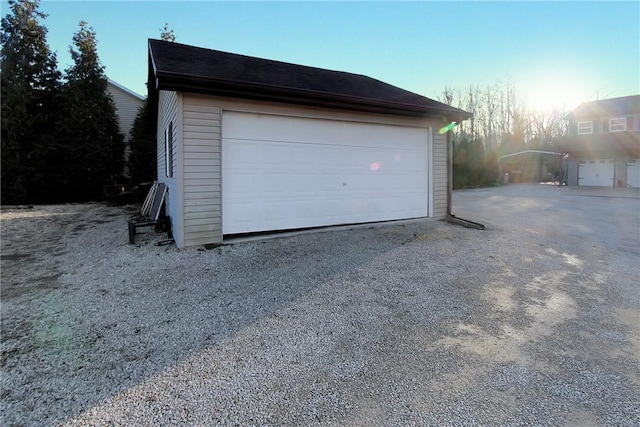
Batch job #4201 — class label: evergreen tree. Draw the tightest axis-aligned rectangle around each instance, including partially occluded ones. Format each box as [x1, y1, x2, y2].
[160, 22, 175, 42]
[58, 21, 124, 201]
[127, 22, 176, 183]
[127, 100, 156, 183]
[1, 0, 61, 203]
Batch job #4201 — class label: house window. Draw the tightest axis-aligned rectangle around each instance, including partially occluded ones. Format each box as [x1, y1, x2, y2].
[577, 121, 593, 134]
[609, 117, 626, 132]
[165, 122, 174, 177]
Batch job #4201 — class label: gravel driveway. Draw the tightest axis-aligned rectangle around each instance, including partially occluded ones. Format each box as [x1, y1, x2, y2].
[1, 184, 639, 426]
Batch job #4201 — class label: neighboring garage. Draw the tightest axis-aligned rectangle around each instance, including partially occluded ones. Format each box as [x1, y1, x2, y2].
[578, 159, 615, 187]
[148, 39, 470, 248]
[557, 95, 640, 188]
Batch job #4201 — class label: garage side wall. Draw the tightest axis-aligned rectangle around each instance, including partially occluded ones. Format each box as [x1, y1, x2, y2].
[156, 90, 183, 246]
[182, 94, 222, 246]
[432, 130, 447, 218]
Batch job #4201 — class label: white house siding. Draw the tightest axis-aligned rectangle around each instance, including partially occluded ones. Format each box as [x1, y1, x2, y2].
[156, 90, 183, 246]
[107, 81, 144, 139]
[107, 81, 144, 178]
[182, 94, 222, 247]
[175, 94, 447, 248]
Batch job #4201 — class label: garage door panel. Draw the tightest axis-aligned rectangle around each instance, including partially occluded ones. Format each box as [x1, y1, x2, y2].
[222, 112, 429, 234]
[224, 143, 260, 166]
[224, 171, 257, 195]
[578, 159, 614, 187]
[224, 113, 423, 150]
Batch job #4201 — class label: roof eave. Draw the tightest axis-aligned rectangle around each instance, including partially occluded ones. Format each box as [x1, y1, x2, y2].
[155, 71, 471, 121]
[107, 78, 145, 100]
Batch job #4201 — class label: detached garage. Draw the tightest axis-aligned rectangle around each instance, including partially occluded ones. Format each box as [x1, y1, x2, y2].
[148, 40, 471, 248]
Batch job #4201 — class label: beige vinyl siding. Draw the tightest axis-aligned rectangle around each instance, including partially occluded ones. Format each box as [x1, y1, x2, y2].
[156, 90, 183, 245]
[157, 91, 177, 182]
[182, 94, 222, 246]
[432, 131, 448, 219]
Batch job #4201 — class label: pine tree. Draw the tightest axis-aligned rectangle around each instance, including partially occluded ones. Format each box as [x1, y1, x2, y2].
[58, 21, 124, 201]
[1, 0, 61, 203]
[127, 22, 177, 183]
[160, 22, 175, 42]
[128, 100, 157, 183]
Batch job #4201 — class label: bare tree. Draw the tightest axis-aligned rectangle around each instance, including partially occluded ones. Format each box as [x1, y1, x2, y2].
[484, 83, 497, 149]
[530, 108, 567, 149]
[439, 85, 454, 106]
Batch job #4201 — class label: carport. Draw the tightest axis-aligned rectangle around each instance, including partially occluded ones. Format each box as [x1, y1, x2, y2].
[497, 150, 564, 184]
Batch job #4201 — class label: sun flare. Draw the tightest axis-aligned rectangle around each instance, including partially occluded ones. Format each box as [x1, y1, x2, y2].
[523, 82, 585, 113]
[521, 71, 587, 113]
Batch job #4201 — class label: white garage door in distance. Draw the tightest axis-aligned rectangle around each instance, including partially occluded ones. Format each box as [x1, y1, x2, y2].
[626, 160, 640, 188]
[222, 112, 430, 235]
[578, 159, 614, 187]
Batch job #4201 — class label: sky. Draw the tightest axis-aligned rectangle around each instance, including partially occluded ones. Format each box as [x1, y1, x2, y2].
[3, 1, 639, 111]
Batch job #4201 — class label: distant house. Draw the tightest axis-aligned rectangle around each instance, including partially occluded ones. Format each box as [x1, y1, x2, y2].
[147, 39, 471, 248]
[557, 95, 640, 187]
[106, 78, 145, 176]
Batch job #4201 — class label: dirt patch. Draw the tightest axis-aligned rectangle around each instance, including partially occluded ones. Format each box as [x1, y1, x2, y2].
[1, 204, 133, 301]
[0, 203, 138, 353]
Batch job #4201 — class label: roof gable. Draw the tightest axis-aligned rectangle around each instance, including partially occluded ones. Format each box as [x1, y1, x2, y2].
[567, 95, 640, 120]
[148, 39, 470, 120]
[107, 78, 144, 101]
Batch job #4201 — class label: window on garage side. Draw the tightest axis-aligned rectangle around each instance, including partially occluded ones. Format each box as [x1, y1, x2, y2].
[577, 121, 593, 134]
[165, 121, 174, 177]
[609, 117, 626, 132]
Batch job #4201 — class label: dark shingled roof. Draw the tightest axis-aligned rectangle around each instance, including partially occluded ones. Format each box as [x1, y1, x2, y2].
[148, 39, 470, 120]
[566, 95, 640, 120]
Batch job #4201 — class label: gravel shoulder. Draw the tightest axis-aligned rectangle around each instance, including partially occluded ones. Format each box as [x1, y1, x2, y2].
[1, 185, 639, 426]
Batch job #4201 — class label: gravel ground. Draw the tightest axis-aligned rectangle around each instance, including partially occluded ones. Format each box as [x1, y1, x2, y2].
[1, 184, 639, 426]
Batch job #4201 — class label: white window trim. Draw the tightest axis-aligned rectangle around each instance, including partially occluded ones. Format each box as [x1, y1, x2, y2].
[577, 121, 593, 134]
[164, 122, 173, 177]
[609, 117, 626, 132]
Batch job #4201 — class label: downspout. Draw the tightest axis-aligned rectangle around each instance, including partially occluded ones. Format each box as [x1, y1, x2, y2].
[446, 127, 453, 217]
[446, 118, 485, 230]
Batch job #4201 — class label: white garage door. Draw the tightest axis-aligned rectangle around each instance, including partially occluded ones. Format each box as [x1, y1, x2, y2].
[578, 159, 614, 187]
[222, 111, 430, 235]
[626, 160, 640, 188]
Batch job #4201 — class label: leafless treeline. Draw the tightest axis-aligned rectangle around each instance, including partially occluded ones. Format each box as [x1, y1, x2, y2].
[439, 80, 568, 152]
